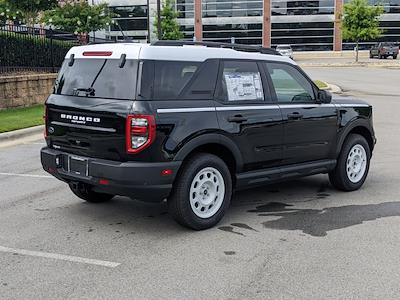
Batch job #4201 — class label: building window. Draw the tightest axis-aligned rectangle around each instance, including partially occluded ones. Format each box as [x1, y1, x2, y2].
[111, 19, 148, 31]
[203, 23, 263, 45]
[272, 22, 334, 51]
[109, 5, 148, 34]
[202, 0, 263, 18]
[344, 0, 400, 13]
[112, 5, 148, 18]
[272, 0, 335, 16]
[177, 0, 194, 18]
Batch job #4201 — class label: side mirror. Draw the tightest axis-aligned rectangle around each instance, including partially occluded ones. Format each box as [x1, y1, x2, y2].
[317, 90, 332, 103]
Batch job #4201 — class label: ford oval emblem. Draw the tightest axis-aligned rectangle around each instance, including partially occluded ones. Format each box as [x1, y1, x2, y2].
[48, 127, 55, 134]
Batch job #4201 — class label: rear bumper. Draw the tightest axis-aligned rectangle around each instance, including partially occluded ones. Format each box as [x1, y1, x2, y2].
[41, 147, 181, 202]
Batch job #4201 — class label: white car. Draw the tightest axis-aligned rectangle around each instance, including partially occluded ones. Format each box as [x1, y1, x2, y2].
[276, 45, 293, 59]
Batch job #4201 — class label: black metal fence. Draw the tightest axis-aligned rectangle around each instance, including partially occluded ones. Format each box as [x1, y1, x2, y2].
[0, 25, 92, 74]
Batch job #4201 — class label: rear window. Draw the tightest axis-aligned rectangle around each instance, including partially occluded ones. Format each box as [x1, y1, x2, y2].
[277, 46, 291, 50]
[382, 42, 395, 47]
[54, 59, 138, 100]
[153, 61, 201, 100]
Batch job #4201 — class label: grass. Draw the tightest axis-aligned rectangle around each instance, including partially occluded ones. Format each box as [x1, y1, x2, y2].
[0, 105, 44, 134]
[314, 80, 328, 89]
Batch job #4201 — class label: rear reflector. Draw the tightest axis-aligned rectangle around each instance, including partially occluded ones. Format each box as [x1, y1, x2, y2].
[161, 169, 173, 176]
[82, 51, 113, 57]
[99, 179, 110, 185]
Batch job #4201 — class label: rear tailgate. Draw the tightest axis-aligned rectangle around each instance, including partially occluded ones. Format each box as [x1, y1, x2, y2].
[46, 95, 133, 161]
[382, 43, 399, 54]
[45, 51, 139, 161]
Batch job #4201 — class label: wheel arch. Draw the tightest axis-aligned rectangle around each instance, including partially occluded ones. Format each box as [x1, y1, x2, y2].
[337, 120, 375, 157]
[174, 134, 243, 182]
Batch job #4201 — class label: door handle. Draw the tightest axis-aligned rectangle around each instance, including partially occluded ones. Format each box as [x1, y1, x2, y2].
[227, 115, 248, 123]
[287, 112, 303, 120]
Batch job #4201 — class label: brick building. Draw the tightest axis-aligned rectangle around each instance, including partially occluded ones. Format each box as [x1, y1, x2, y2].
[91, 0, 400, 51]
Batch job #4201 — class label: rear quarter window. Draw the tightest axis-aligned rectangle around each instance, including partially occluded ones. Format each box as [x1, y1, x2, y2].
[153, 61, 201, 100]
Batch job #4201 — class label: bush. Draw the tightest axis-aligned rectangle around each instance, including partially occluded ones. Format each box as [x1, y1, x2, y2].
[0, 30, 76, 70]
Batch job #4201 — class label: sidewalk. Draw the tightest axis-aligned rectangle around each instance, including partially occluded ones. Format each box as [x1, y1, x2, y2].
[295, 50, 400, 68]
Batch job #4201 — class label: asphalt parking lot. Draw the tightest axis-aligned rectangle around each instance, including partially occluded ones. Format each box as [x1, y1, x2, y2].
[1, 66, 399, 299]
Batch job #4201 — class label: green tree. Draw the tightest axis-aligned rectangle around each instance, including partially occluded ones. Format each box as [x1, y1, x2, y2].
[342, 0, 383, 62]
[43, 2, 113, 36]
[0, 0, 23, 24]
[154, 0, 183, 40]
[6, 0, 57, 25]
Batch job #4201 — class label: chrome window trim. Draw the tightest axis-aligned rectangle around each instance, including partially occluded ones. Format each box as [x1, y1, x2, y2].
[156, 103, 366, 114]
[157, 107, 216, 114]
[335, 104, 369, 108]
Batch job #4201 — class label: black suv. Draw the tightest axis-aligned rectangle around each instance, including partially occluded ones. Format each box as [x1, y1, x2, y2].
[41, 41, 375, 230]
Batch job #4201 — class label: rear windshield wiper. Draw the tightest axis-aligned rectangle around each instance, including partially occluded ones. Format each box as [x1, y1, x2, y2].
[73, 87, 95, 97]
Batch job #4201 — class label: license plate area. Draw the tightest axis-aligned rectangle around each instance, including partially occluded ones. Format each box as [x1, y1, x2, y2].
[68, 155, 89, 177]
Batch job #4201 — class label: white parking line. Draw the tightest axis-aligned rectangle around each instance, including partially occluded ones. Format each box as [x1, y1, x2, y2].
[0, 246, 121, 268]
[0, 172, 52, 179]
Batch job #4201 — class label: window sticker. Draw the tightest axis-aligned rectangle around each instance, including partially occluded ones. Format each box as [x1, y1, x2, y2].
[224, 72, 263, 101]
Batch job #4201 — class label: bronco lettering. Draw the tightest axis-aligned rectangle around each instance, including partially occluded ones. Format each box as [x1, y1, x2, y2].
[60, 114, 100, 124]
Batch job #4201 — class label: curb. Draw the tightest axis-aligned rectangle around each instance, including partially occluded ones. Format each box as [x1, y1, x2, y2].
[0, 125, 44, 143]
[317, 81, 342, 94]
[327, 83, 342, 94]
[293, 50, 370, 60]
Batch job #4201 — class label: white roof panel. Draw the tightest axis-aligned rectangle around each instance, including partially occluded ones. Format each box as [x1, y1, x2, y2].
[65, 43, 296, 65]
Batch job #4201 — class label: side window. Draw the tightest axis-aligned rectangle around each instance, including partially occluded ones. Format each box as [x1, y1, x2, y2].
[138, 60, 154, 100]
[266, 63, 315, 103]
[218, 60, 264, 102]
[181, 59, 219, 100]
[153, 61, 201, 100]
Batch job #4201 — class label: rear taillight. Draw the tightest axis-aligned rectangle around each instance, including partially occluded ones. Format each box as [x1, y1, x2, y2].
[125, 115, 156, 154]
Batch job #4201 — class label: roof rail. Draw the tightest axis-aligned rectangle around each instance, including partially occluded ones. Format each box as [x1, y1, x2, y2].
[151, 40, 281, 56]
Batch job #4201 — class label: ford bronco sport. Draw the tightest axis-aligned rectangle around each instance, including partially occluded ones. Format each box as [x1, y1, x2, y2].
[41, 41, 375, 230]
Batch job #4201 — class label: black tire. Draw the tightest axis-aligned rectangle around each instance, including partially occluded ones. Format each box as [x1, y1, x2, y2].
[168, 153, 232, 230]
[329, 134, 371, 191]
[393, 55, 397, 60]
[369, 52, 373, 58]
[69, 182, 114, 203]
